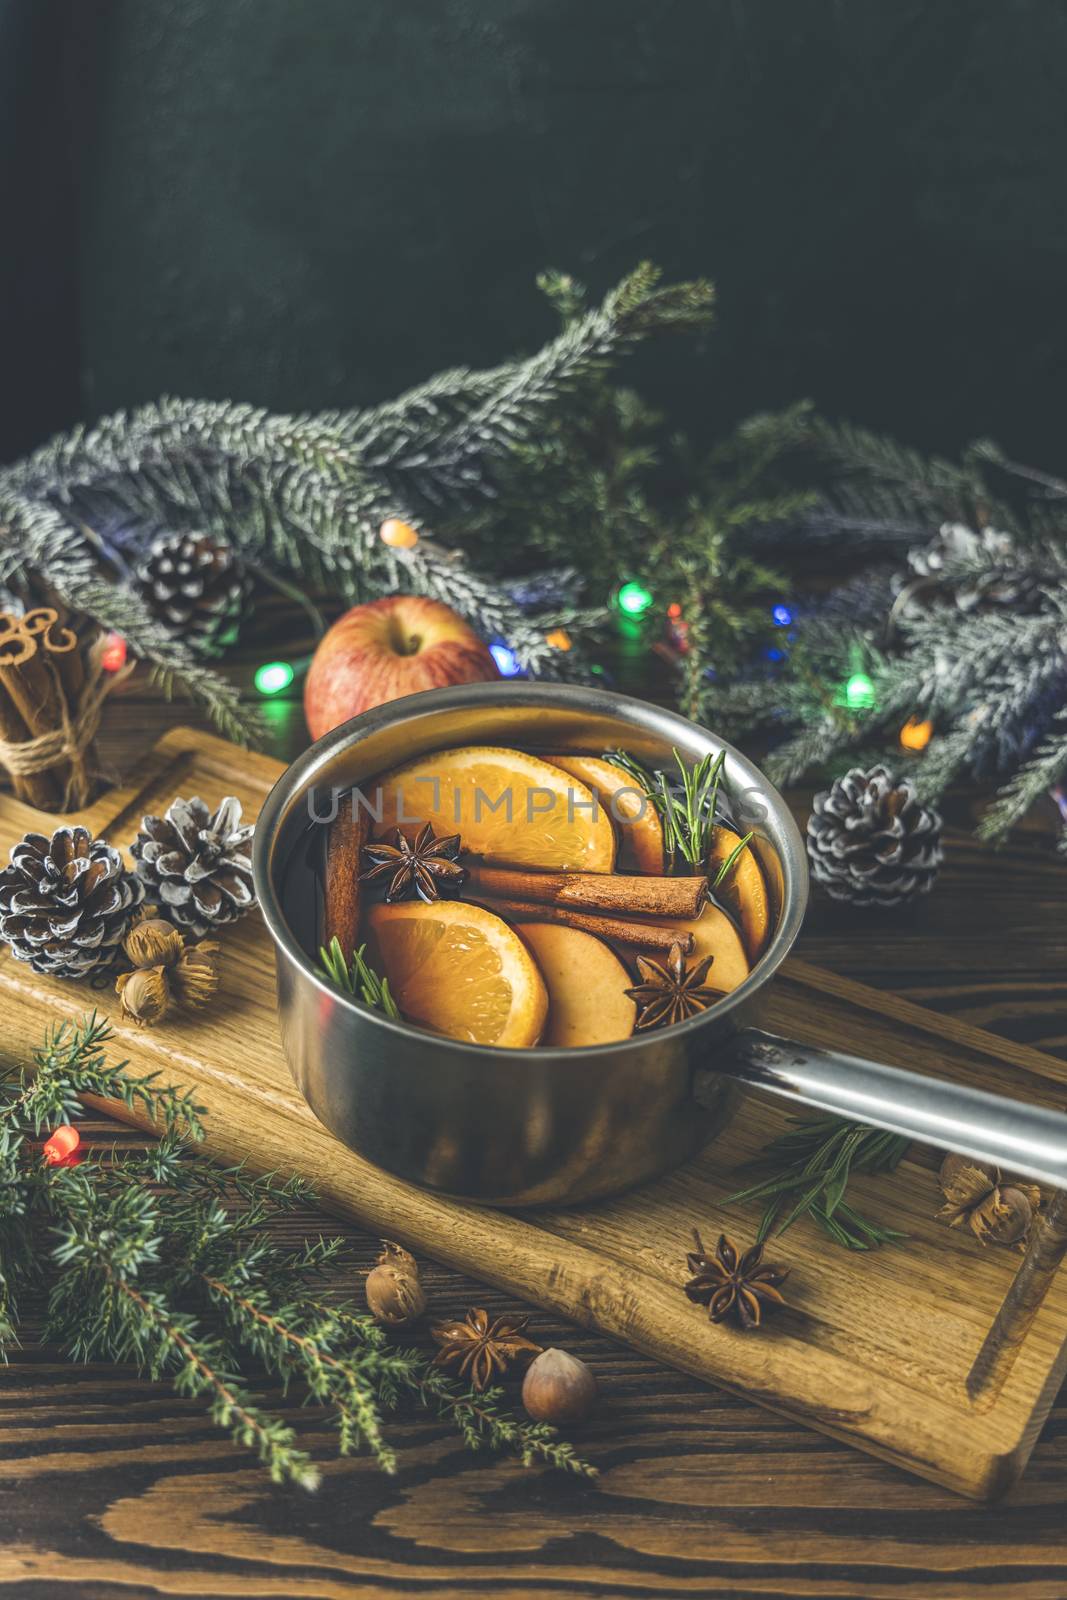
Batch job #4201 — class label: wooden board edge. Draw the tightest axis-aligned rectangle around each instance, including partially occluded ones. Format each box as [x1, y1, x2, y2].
[784, 957, 1067, 1086]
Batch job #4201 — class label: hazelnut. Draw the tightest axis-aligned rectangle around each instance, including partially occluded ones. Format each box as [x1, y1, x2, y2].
[171, 941, 221, 1009]
[939, 1151, 997, 1192]
[115, 965, 171, 1027]
[982, 1186, 1034, 1246]
[364, 1240, 425, 1328]
[521, 1347, 596, 1425]
[124, 917, 185, 970]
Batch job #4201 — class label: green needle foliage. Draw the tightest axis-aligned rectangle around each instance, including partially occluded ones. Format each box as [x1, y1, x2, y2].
[0, 264, 712, 742]
[448, 273, 811, 718]
[726, 1116, 910, 1251]
[708, 414, 1067, 847]
[318, 938, 399, 1018]
[2, 1015, 596, 1485]
[607, 746, 751, 874]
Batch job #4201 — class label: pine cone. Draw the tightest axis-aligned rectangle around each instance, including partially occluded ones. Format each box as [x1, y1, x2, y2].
[0, 825, 144, 977]
[899, 521, 1045, 616]
[807, 766, 942, 908]
[130, 796, 255, 937]
[134, 530, 247, 652]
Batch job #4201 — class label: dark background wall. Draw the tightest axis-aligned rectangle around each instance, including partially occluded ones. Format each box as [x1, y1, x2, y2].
[5, 0, 1067, 467]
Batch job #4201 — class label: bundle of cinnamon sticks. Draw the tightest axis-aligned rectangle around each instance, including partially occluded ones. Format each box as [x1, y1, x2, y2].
[0, 607, 105, 811]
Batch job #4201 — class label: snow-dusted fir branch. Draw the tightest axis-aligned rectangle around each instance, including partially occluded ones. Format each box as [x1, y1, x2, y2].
[0, 264, 710, 740]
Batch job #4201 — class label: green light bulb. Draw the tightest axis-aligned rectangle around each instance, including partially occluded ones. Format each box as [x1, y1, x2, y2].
[845, 671, 875, 710]
[255, 660, 295, 696]
[617, 580, 653, 617]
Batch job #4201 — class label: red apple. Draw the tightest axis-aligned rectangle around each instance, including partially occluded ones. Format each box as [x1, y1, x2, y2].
[304, 595, 500, 739]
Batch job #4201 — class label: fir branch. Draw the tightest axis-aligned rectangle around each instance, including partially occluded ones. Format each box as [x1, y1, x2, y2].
[1, 1015, 204, 1140]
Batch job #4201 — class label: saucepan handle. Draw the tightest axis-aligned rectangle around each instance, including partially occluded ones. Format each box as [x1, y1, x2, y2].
[706, 1027, 1067, 1191]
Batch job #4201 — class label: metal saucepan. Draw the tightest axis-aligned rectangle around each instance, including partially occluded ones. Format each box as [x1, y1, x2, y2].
[253, 682, 1067, 1206]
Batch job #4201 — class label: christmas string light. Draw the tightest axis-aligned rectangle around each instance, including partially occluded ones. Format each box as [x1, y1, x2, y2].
[42, 1124, 81, 1166]
[100, 632, 127, 672]
[254, 661, 295, 696]
[615, 580, 654, 618]
[899, 716, 933, 752]
[379, 518, 419, 549]
[772, 604, 793, 627]
[845, 672, 876, 710]
[544, 628, 572, 651]
[489, 641, 521, 676]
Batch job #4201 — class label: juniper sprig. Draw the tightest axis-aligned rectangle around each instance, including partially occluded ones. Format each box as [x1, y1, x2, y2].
[0, 1014, 596, 1484]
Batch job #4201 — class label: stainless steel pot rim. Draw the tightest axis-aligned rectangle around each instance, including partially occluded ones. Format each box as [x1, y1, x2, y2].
[252, 681, 809, 1065]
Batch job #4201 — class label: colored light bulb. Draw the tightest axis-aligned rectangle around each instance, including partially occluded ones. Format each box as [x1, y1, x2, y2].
[255, 660, 295, 696]
[899, 716, 933, 752]
[845, 671, 876, 710]
[489, 641, 520, 676]
[43, 1124, 81, 1165]
[545, 628, 572, 651]
[772, 604, 793, 627]
[101, 632, 127, 672]
[616, 580, 654, 617]
[379, 518, 419, 549]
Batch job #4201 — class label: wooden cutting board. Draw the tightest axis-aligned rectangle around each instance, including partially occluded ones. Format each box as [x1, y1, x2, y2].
[4, 724, 1067, 1500]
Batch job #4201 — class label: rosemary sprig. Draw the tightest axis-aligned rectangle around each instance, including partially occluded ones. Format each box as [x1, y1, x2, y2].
[712, 829, 754, 888]
[318, 938, 400, 1019]
[607, 746, 727, 870]
[725, 1116, 910, 1250]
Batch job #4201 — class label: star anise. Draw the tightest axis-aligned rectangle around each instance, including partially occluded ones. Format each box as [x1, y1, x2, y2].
[684, 1230, 789, 1330]
[359, 822, 466, 903]
[430, 1307, 542, 1390]
[625, 941, 720, 1030]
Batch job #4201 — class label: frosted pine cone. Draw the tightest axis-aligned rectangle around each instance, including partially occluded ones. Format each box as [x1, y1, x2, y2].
[807, 766, 942, 909]
[0, 826, 144, 977]
[131, 795, 255, 937]
[901, 522, 1044, 615]
[134, 530, 247, 653]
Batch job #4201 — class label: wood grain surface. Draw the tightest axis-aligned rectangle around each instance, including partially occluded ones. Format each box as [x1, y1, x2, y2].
[3, 640, 1067, 1598]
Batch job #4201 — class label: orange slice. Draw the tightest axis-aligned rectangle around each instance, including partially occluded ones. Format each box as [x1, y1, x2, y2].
[372, 746, 616, 872]
[368, 901, 548, 1047]
[546, 754, 664, 873]
[708, 826, 771, 962]
[516, 923, 636, 1046]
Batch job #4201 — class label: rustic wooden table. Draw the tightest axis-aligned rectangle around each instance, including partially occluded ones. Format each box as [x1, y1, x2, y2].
[4, 642, 1067, 1599]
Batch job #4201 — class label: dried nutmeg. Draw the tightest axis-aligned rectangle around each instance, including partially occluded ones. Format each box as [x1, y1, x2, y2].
[170, 941, 221, 1009]
[521, 1348, 597, 1425]
[124, 916, 184, 970]
[364, 1240, 426, 1329]
[115, 965, 172, 1027]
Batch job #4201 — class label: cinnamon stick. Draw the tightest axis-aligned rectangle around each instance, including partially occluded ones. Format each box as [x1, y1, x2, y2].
[469, 894, 694, 955]
[42, 621, 85, 706]
[323, 798, 368, 956]
[465, 864, 706, 919]
[19, 606, 60, 638]
[0, 634, 62, 808]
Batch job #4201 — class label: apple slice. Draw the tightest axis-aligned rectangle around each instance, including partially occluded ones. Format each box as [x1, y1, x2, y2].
[372, 746, 616, 872]
[645, 902, 750, 994]
[515, 923, 636, 1047]
[708, 826, 771, 962]
[547, 754, 663, 873]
